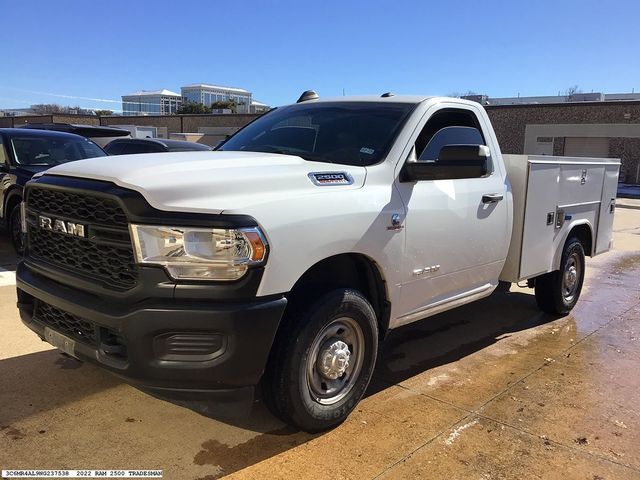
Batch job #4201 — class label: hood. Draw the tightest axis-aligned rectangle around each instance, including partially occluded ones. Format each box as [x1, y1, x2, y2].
[18, 165, 50, 175]
[42, 151, 366, 214]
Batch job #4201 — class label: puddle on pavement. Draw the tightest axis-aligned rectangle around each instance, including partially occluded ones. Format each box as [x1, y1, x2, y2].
[193, 426, 315, 479]
[382, 251, 639, 379]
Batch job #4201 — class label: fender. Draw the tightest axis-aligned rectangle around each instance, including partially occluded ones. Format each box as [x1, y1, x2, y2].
[552, 220, 594, 271]
[2, 185, 24, 221]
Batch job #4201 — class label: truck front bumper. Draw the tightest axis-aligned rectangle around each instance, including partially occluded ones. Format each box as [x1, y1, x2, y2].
[16, 262, 287, 402]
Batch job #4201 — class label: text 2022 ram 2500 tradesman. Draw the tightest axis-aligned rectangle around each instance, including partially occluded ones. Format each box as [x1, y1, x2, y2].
[16, 94, 619, 431]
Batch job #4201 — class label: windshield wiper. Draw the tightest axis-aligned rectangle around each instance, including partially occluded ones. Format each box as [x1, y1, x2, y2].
[238, 145, 333, 163]
[297, 152, 333, 163]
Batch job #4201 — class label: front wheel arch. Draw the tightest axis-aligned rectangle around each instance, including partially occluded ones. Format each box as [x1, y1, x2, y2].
[284, 253, 391, 338]
[4, 190, 23, 228]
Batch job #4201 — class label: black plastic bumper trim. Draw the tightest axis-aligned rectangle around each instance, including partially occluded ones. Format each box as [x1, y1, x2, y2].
[17, 263, 288, 394]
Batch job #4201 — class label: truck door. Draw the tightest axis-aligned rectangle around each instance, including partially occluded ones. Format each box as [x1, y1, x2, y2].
[394, 105, 510, 324]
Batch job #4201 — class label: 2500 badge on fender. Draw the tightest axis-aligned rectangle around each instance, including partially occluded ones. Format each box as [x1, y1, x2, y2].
[38, 216, 86, 238]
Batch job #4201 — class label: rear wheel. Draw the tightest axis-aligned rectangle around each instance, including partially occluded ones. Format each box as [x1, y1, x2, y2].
[535, 237, 585, 315]
[9, 203, 24, 255]
[264, 288, 378, 432]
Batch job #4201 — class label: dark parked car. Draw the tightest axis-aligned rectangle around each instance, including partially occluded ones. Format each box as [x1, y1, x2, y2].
[19, 123, 130, 147]
[104, 138, 212, 155]
[0, 128, 107, 252]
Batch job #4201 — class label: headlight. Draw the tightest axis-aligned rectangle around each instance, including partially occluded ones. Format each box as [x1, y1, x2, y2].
[130, 225, 267, 281]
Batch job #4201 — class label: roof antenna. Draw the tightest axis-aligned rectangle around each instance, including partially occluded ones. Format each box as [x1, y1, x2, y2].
[297, 90, 319, 103]
[381, 92, 394, 98]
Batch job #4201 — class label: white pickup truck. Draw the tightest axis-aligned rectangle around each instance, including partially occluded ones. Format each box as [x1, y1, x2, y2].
[17, 93, 620, 432]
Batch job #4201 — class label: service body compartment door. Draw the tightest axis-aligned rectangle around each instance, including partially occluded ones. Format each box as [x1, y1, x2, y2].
[520, 163, 559, 278]
[501, 155, 621, 283]
[595, 164, 620, 254]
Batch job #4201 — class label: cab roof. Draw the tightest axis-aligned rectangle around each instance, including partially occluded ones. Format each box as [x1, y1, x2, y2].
[291, 94, 481, 108]
[0, 127, 88, 140]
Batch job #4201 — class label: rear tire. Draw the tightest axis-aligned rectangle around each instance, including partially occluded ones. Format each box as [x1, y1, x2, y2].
[9, 203, 24, 255]
[264, 288, 378, 432]
[535, 237, 585, 315]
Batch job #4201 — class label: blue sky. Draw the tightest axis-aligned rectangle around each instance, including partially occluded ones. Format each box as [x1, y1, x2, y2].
[1, 0, 638, 110]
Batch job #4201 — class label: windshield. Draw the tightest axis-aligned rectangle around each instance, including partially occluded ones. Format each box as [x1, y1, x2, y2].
[11, 135, 106, 166]
[219, 102, 415, 166]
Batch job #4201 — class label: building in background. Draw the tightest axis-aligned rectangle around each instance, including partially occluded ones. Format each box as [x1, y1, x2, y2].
[485, 100, 640, 184]
[0, 107, 37, 116]
[462, 91, 640, 106]
[121, 89, 182, 115]
[181, 84, 253, 113]
[250, 100, 271, 113]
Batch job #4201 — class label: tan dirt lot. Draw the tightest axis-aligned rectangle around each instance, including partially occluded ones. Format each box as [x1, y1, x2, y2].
[1, 207, 639, 479]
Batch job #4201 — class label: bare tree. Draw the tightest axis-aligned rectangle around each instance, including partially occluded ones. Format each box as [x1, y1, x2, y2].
[448, 90, 480, 98]
[31, 103, 64, 114]
[31, 103, 93, 115]
[564, 85, 582, 100]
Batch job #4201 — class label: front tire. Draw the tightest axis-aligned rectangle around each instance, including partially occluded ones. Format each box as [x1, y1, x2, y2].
[264, 289, 378, 432]
[9, 203, 24, 255]
[535, 237, 585, 315]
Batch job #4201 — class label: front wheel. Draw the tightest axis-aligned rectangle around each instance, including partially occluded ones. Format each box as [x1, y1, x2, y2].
[9, 203, 25, 255]
[264, 289, 378, 432]
[535, 237, 585, 315]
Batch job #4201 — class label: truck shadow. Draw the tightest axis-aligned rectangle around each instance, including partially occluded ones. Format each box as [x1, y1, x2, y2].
[170, 287, 548, 425]
[168, 287, 559, 478]
[0, 288, 566, 478]
[0, 349, 121, 428]
[371, 286, 545, 389]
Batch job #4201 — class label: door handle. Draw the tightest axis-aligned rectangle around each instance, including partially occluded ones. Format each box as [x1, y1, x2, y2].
[482, 193, 503, 204]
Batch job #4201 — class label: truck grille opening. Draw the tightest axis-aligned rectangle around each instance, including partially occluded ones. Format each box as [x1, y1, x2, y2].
[28, 188, 128, 227]
[25, 186, 138, 291]
[34, 300, 97, 345]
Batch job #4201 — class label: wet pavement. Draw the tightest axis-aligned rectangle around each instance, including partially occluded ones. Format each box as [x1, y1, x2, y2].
[0, 207, 638, 479]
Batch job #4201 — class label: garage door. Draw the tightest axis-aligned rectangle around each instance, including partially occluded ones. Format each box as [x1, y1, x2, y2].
[564, 137, 610, 158]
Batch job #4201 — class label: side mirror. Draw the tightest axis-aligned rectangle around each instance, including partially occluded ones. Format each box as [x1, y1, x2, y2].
[401, 145, 490, 182]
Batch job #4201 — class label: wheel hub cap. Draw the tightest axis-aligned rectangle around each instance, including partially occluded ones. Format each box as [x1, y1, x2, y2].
[317, 340, 350, 380]
[565, 265, 577, 290]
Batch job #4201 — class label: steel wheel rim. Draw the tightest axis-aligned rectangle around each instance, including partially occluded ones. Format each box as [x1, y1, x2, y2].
[306, 316, 365, 405]
[562, 253, 581, 303]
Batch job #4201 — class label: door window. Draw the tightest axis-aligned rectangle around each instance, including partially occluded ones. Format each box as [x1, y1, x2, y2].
[0, 137, 6, 165]
[414, 108, 489, 171]
[121, 142, 164, 154]
[105, 142, 124, 155]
